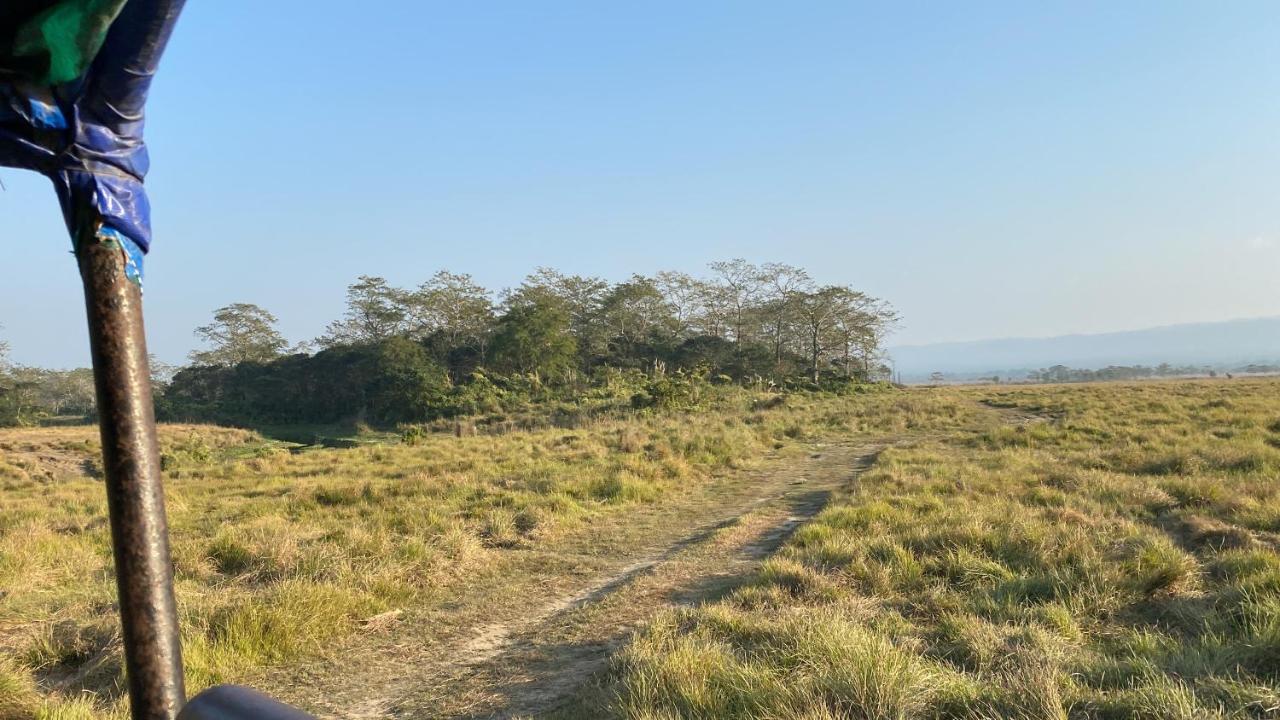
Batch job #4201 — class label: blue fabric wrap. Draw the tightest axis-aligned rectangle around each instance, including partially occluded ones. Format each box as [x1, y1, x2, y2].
[0, 0, 185, 273]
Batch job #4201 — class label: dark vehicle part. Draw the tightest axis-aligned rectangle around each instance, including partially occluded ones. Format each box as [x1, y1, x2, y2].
[79, 233, 186, 718]
[178, 686, 318, 720]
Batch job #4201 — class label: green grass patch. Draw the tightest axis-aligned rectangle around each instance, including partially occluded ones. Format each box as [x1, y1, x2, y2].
[595, 379, 1280, 719]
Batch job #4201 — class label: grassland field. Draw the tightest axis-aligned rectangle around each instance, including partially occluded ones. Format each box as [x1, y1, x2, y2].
[3, 379, 1280, 719]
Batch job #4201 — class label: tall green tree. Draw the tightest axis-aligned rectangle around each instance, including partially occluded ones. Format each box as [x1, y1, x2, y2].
[653, 270, 707, 335]
[759, 263, 812, 369]
[833, 295, 898, 378]
[598, 275, 679, 362]
[38, 367, 95, 415]
[488, 299, 578, 380]
[321, 275, 410, 346]
[189, 303, 289, 367]
[508, 268, 608, 360]
[794, 286, 853, 383]
[707, 259, 765, 346]
[0, 372, 39, 426]
[406, 271, 494, 350]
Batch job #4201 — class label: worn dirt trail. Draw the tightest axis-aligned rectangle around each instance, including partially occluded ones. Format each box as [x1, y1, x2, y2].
[263, 438, 891, 720]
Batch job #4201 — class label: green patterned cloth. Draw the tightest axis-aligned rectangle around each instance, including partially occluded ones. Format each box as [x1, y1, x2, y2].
[0, 0, 129, 85]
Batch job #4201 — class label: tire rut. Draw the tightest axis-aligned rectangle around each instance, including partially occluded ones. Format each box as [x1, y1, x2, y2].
[258, 441, 896, 719]
[379, 446, 888, 719]
[270, 401, 1026, 719]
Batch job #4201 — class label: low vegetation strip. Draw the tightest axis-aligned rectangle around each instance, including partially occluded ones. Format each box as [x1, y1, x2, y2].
[0, 386, 976, 719]
[597, 380, 1280, 719]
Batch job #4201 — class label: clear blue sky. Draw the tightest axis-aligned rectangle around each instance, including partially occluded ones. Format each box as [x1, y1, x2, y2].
[3, 1, 1279, 367]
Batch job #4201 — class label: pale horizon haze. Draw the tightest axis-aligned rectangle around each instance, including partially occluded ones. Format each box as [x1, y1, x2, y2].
[3, 1, 1278, 368]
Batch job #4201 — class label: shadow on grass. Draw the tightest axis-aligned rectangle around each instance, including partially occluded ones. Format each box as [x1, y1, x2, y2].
[439, 487, 838, 720]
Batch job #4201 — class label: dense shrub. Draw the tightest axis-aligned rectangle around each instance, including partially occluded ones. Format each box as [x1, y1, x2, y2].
[160, 339, 449, 426]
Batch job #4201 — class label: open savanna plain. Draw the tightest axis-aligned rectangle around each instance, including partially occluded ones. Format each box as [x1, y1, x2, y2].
[1, 386, 973, 719]
[573, 380, 1280, 720]
[4, 379, 1280, 719]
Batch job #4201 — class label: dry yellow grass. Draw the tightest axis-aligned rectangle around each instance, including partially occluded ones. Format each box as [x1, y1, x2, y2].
[600, 379, 1280, 719]
[0, 387, 975, 719]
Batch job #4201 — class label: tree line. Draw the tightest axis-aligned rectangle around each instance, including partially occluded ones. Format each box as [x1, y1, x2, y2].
[161, 260, 898, 426]
[0, 326, 178, 426]
[0, 330, 98, 425]
[1023, 364, 1229, 384]
[926, 363, 1252, 386]
[0, 262, 897, 427]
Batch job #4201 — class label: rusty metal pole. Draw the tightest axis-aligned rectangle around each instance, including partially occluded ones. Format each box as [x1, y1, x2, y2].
[78, 234, 186, 720]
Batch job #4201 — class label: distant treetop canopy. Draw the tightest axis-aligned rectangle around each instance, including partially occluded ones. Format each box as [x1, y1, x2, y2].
[157, 260, 899, 426]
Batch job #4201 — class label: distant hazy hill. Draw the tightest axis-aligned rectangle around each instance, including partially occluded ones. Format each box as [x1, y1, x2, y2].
[890, 317, 1280, 381]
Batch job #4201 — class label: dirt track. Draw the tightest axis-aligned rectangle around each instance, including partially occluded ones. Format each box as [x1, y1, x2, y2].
[263, 440, 889, 719]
